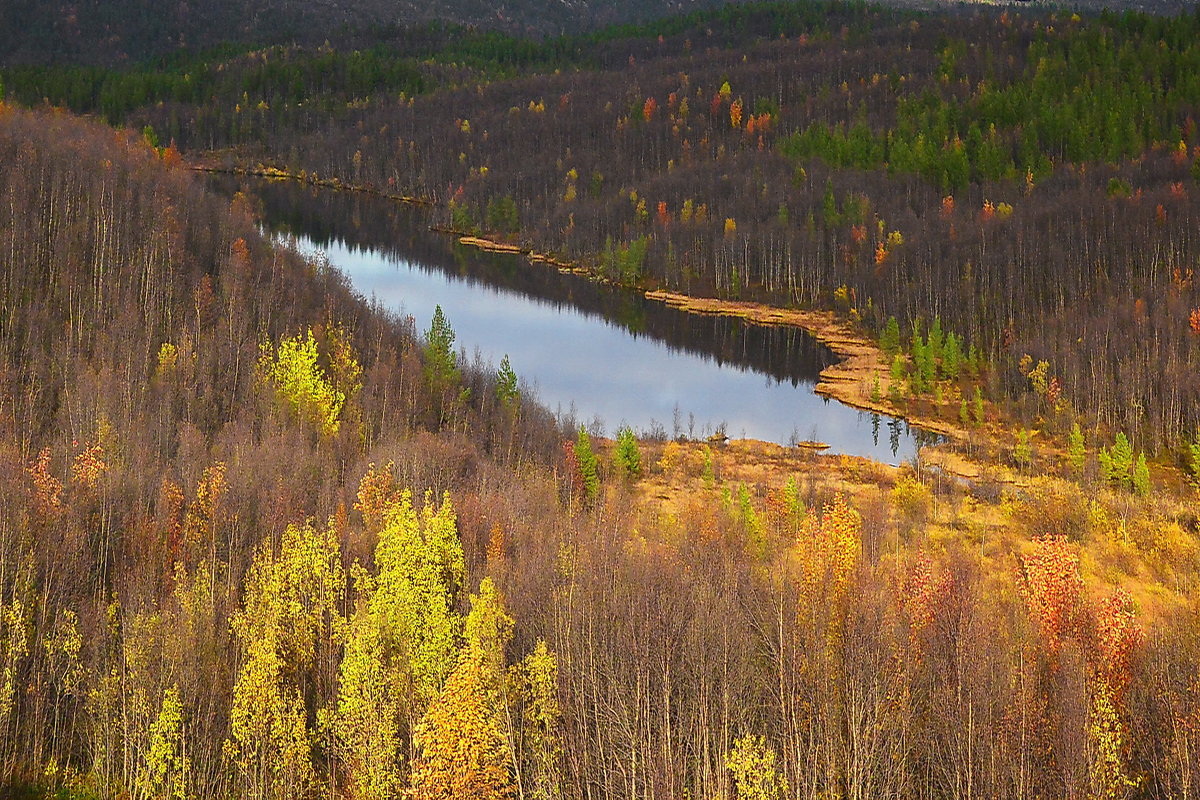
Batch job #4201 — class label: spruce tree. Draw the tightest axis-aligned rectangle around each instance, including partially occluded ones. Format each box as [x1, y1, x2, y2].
[1132, 452, 1150, 497]
[880, 316, 901, 357]
[574, 427, 600, 504]
[1068, 423, 1086, 474]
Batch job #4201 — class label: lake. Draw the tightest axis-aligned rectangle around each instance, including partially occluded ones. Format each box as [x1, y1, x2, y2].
[217, 177, 930, 464]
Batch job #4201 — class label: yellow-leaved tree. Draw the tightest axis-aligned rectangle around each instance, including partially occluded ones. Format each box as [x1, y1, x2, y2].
[225, 520, 345, 800]
[726, 734, 787, 800]
[515, 639, 561, 800]
[409, 645, 514, 800]
[87, 564, 214, 800]
[330, 489, 466, 800]
[141, 685, 191, 800]
[465, 577, 514, 707]
[259, 328, 358, 439]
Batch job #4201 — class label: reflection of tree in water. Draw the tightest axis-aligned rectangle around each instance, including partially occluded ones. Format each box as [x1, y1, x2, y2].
[913, 428, 942, 449]
[874, 415, 940, 459]
[213, 175, 837, 387]
[888, 417, 904, 458]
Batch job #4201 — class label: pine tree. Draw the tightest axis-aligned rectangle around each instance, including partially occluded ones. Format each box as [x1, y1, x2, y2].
[1188, 429, 1200, 485]
[909, 338, 926, 394]
[821, 178, 839, 226]
[1110, 433, 1134, 490]
[574, 427, 600, 504]
[891, 354, 907, 388]
[918, 338, 936, 387]
[928, 316, 944, 367]
[966, 343, 981, 378]
[425, 305, 461, 391]
[1098, 446, 1115, 485]
[1068, 423, 1086, 474]
[613, 426, 642, 480]
[880, 316, 901, 357]
[942, 331, 961, 380]
[496, 354, 519, 409]
[1132, 452, 1150, 496]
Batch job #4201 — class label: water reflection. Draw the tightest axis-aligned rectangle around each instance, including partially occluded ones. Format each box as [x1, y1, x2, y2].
[215, 176, 929, 464]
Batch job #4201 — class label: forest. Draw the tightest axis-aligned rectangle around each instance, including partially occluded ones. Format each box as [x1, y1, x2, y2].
[5, 0, 1200, 798]
[8, 1, 1200, 452]
[0, 0, 756, 67]
[4, 100, 1200, 800]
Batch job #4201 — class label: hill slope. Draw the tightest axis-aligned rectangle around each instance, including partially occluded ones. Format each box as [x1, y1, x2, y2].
[0, 0, 741, 65]
[5, 101, 1200, 800]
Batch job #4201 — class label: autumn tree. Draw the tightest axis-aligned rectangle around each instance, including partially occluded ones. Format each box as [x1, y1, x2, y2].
[354, 460, 403, 532]
[409, 647, 514, 800]
[1014, 429, 1033, 471]
[726, 734, 787, 800]
[259, 328, 346, 439]
[1087, 681, 1136, 800]
[225, 519, 345, 800]
[795, 493, 862, 609]
[140, 685, 191, 800]
[1020, 535, 1082, 655]
[515, 640, 561, 800]
[331, 489, 466, 798]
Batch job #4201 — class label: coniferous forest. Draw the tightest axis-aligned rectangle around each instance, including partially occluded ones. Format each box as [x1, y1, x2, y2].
[4, 1, 1200, 798]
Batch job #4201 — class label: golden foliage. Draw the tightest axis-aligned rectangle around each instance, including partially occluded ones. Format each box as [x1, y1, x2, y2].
[410, 648, 514, 800]
[259, 328, 347, 439]
[795, 493, 862, 606]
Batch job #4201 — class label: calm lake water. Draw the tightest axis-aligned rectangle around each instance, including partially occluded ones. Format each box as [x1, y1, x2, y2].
[220, 177, 930, 464]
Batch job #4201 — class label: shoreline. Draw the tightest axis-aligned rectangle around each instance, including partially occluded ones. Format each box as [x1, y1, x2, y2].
[190, 163, 434, 206]
[208, 168, 990, 479]
[641, 290, 967, 442]
[427, 228, 971, 445]
[441, 234, 1004, 481]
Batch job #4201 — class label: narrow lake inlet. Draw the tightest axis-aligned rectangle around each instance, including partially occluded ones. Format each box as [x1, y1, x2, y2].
[218, 177, 933, 464]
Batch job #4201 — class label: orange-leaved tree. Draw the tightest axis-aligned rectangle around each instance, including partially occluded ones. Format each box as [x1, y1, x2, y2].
[410, 646, 514, 800]
[1019, 535, 1083, 655]
[796, 493, 862, 607]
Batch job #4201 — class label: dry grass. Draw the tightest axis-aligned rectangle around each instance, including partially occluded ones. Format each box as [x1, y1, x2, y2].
[623, 437, 1198, 624]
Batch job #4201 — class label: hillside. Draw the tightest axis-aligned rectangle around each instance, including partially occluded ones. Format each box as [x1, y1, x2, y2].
[0, 101, 563, 793]
[5, 0, 1197, 67]
[45, 0, 1197, 457]
[3, 100, 1200, 799]
[0, 0, 745, 66]
[7, 1, 1200, 797]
